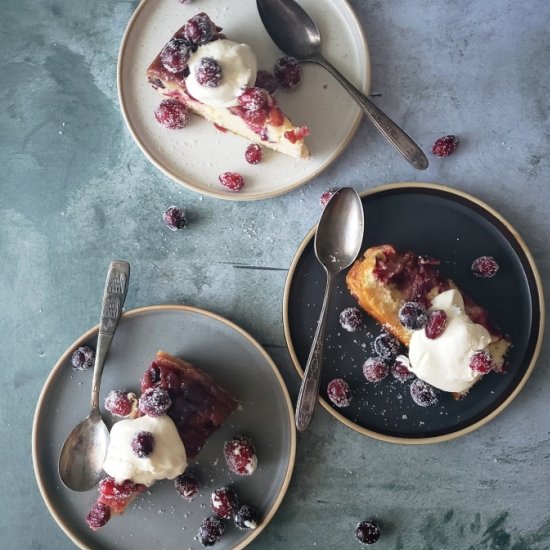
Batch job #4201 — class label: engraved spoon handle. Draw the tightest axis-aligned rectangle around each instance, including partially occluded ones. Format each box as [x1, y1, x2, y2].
[90, 260, 130, 411]
[295, 271, 334, 431]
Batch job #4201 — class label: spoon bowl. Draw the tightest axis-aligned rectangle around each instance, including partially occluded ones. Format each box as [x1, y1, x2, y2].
[295, 188, 364, 431]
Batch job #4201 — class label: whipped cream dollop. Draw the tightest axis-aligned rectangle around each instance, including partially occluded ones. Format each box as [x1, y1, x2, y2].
[186, 39, 257, 107]
[103, 415, 187, 486]
[408, 289, 492, 393]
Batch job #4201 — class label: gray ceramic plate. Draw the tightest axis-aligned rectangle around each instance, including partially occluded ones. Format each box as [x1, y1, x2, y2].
[33, 305, 296, 550]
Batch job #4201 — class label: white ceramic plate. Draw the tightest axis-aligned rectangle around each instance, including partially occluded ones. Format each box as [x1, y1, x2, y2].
[118, 0, 370, 200]
[33, 306, 296, 550]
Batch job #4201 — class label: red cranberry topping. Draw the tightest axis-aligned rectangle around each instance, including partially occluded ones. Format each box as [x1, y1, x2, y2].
[254, 69, 278, 94]
[104, 390, 133, 417]
[183, 13, 217, 46]
[71, 345, 95, 371]
[373, 332, 400, 360]
[196, 57, 223, 87]
[238, 87, 269, 115]
[398, 302, 428, 330]
[327, 378, 352, 408]
[97, 476, 146, 513]
[198, 515, 225, 547]
[432, 135, 459, 157]
[269, 107, 284, 126]
[320, 187, 339, 208]
[139, 387, 172, 416]
[174, 473, 200, 501]
[163, 205, 188, 231]
[245, 143, 262, 164]
[131, 430, 155, 458]
[391, 357, 415, 382]
[356, 520, 381, 544]
[425, 309, 448, 339]
[224, 435, 257, 475]
[339, 307, 364, 332]
[362, 357, 389, 383]
[274, 56, 302, 89]
[154, 99, 190, 129]
[234, 504, 259, 530]
[469, 350, 493, 374]
[410, 379, 439, 407]
[471, 256, 499, 278]
[219, 172, 244, 191]
[160, 38, 191, 73]
[86, 502, 111, 531]
[213, 123, 227, 132]
[284, 126, 309, 144]
[210, 487, 239, 519]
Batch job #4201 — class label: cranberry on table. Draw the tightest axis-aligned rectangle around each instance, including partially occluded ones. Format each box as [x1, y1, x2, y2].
[432, 135, 459, 157]
[362, 357, 389, 383]
[327, 378, 352, 408]
[174, 472, 200, 501]
[234, 504, 259, 530]
[86, 502, 111, 531]
[245, 143, 262, 164]
[154, 99, 190, 129]
[160, 38, 191, 73]
[254, 69, 278, 94]
[274, 56, 302, 89]
[224, 435, 257, 475]
[339, 307, 364, 332]
[139, 387, 172, 416]
[183, 13, 217, 46]
[131, 431, 155, 458]
[163, 206, 188, 231]
[71, 345, 95, 371]
[197, 515, 225, 547]
[210, 487, 239, 519]
[320, 187, 339, 208]
[196, 57, 223, 87]
[373, 332, 400, 359]
[425, 309, 447, 339]
[398, 301, 428, 330]
[356, 520, 381, 545]
[219, 172, 245, 191]
[469, 350, 493, 373]
[104, 389, 133, 417]
[410, 379, 439, 407]
[471, 256, 499, 278]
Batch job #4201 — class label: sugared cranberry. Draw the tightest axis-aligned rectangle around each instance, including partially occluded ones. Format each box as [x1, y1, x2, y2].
[391, 357, 415, 382]
[197, 515, 225, 547]
[284, 126, 309, 144]
[469, 350, 493, 374]
[254, 69, 278, 94]
[327, 378, 352, 408]
[362, 357, 389, 383]
[160, 38, 191, 73]
[471, 256, 499, 278]
[97, 476, 146, 513]
[410, 379, 439, 407]
[196, 57, 223, 87]
[71, 345, 95, 371]
[339, 307, 364, 332]
[398, 302, 428, 330]
[175, 473, 200, 501]
[234, 505, 259, 530]
[224, 436, 257, 475]
[183, 13, 216, 46]
[425, 310, 447, 339]
[139, 387, 172, 416]
[154, 99, 190, 129]
[163, 205, 188, 231]
[210, 487, 239, 519]
[131, 430, 155, 458]
[432, 135, 459, 157]
[104, 389, 133, 417]
[238, 87, 269, 115]
[245, 143, 262, 164]
[86, 502, 111, 530]
[320, 187, 339, 208]
[356, 520, 381, 544]
[219, 172, 244, 191]
[373, 332, 400, 360]
[274, 56, 302, 89]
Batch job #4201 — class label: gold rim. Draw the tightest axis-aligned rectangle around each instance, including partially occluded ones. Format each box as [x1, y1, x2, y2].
[32, 305, 297, 550]
[116, 0, 371, 201]
[283, 182, 545, 444]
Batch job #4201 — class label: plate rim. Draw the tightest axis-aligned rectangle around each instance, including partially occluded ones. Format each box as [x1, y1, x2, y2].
[116, 0, 371, 201]
[32, 304, 297, 550]
[282, 182, 545, 443]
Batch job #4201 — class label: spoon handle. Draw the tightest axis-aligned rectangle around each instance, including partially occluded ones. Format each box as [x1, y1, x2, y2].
[295, 272, 334, 432]
[311, 54, 428, 170]
[90, 260, 130, 411]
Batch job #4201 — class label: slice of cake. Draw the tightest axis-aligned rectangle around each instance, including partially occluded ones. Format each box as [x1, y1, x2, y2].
[346, 245, 510, 397]
[86, 351, 238, 530]
[147, 12, 309, 159]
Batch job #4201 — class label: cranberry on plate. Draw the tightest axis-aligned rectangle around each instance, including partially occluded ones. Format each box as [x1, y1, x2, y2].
[327, 378, 352, 408]
[224, 435, 257, 475]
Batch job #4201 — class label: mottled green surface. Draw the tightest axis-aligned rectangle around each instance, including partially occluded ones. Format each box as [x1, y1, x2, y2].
[2, 0, 550, 548]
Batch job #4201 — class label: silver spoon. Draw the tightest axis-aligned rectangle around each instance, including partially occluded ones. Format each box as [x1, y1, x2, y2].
[257, 0, 428, 170]
[59, 260, 130, 491]
[295, 188, 364, 431]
